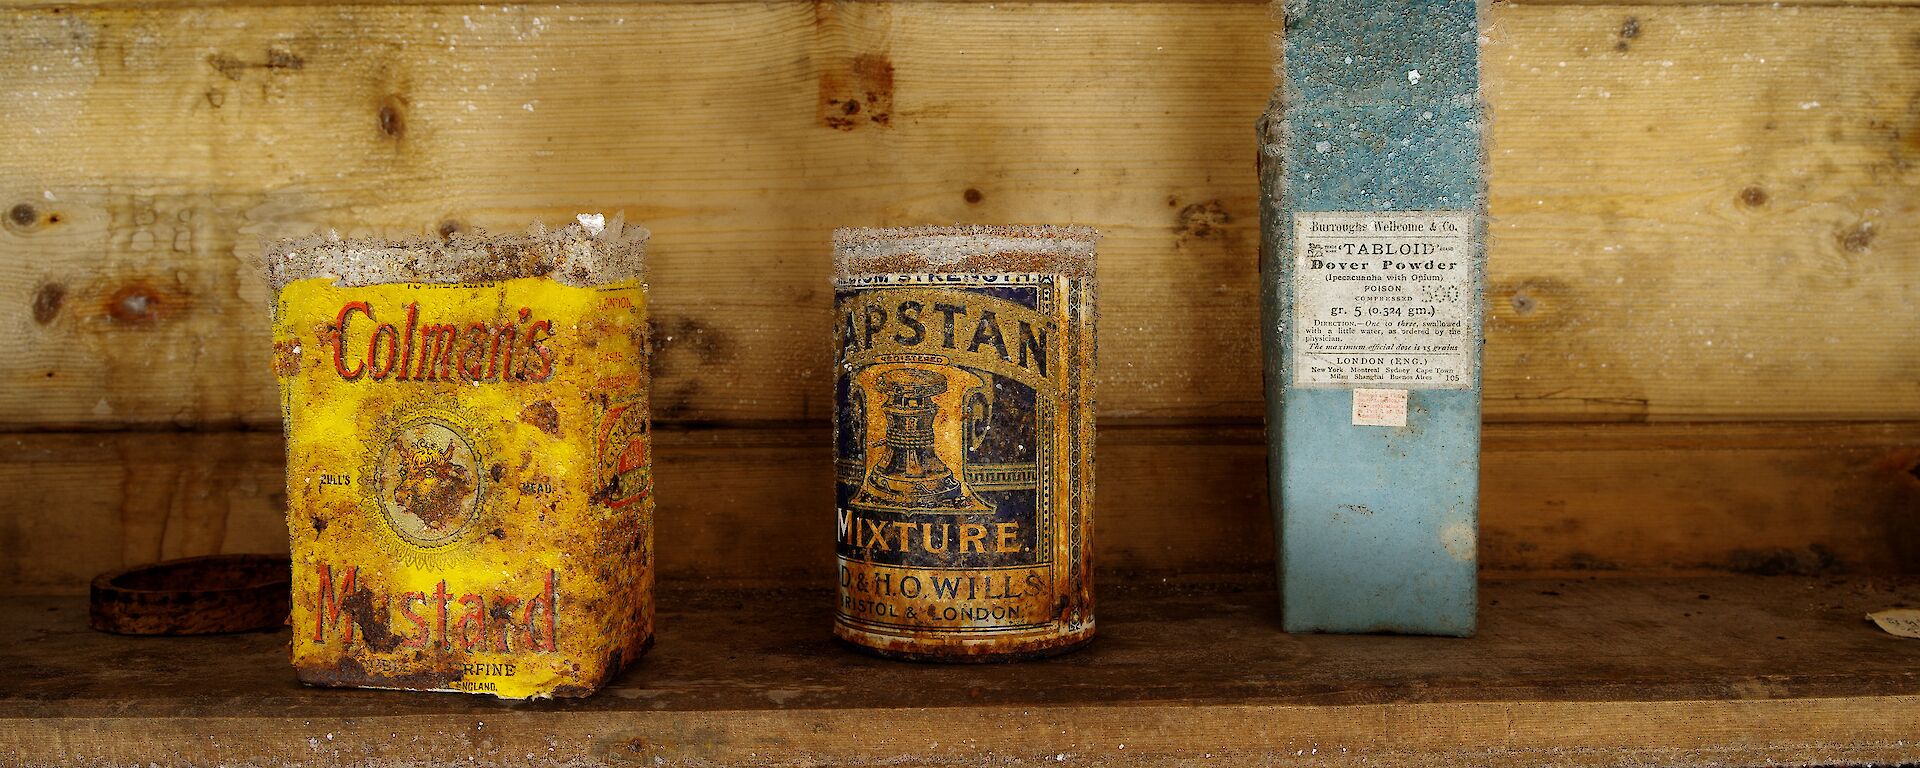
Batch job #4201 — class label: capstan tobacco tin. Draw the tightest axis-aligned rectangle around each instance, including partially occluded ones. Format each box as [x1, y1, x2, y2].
[265, 217, 653, 698]
[832, 225, 1098, 661]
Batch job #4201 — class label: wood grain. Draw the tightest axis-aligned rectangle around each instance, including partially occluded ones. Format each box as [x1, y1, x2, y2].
[1485, 4, 1920, 422]
[4, 421, 1914, 594]
[2, 0, 1914, 12]
[0, 2, 1913, 429]
[7, 577, 1920, 766]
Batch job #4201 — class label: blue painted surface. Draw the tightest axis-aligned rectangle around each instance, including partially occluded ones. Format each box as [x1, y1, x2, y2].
[1258, 0, 1485, 636]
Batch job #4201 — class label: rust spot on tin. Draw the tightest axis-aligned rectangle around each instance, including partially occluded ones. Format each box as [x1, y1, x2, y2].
[311, 655, 462, 691]
[588, 473, 632, 508]
[271, 339, 302, 377]
[30, 283, 65, 325]
[313, 320, 341, 352]
[520, 401, 561, 436]
[341, 585, 404, 653]
[1737, 186, 1768, 208]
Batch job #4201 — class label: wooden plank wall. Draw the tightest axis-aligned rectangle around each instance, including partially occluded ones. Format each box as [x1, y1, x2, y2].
[1, 0, 1915, 592]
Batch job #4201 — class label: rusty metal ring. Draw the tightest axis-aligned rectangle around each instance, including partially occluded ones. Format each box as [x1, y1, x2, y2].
[89, 554, 291, 635]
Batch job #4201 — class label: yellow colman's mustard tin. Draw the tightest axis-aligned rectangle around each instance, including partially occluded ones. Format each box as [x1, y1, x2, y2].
[832, 225, 1098, 661]
[265, 217, 651, 698]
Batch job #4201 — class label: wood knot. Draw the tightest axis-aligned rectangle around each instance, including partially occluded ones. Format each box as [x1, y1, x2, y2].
[4, 201, 55, 232]
[378, 95, 408, 139]
[31, 283, 65, 325]
[1839, 221, 1876, 254]
[1737, 186, 1768, 207]
[438, 219, 466, 239]
[1498, 277, 1573, 327]
[963, 188, 984, 204]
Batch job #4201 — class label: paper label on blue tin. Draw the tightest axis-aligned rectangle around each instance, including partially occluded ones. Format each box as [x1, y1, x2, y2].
[1292, 211, 1478, 390]
[1351, 387, 1410, 427]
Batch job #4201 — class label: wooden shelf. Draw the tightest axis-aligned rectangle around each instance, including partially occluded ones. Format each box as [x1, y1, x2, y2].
[7, 576, 1920, 766]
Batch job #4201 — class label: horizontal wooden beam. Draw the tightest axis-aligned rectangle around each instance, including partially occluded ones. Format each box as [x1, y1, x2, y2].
[1, 0, 1914, 10]
[7, 578, 1920, 765]
[0, 2, 1914, 428]
[4, 421, 1915, 594]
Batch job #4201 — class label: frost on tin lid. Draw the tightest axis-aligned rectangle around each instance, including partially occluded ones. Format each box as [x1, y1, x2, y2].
[834, 225, 1099, 277]
[263, 213, 648, 290]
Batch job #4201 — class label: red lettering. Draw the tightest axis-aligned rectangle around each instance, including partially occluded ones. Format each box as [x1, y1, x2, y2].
[309, 571, 558, 655]
[525, 320, 556, 382]
[395, 303, 419, 381]
[456, 594, 487, 650]
[493, 596, 521, 651]
[416, 325, 459, 381]
[433, 580, 452, 649]
[398, 591, 429, 648]
[459, 323, 491, 380]
[330, 303, 556, 384]
[368, 322, 400, 380]
[487, 325, 518, 381]
[313, 564, 357, 645]
[333, 303, 370, 380]
[521, 570, 558, 652]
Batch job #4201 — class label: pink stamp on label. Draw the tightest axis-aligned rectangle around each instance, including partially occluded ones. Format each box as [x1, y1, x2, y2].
[1351, 388, 1409, 427]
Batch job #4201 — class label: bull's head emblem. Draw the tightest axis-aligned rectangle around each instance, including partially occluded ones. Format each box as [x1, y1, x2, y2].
[391, 437, 472, 532]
